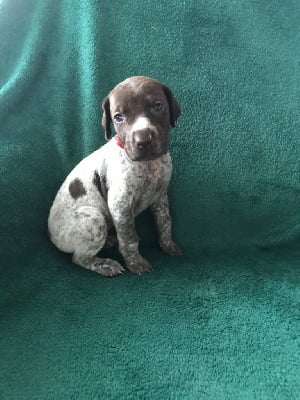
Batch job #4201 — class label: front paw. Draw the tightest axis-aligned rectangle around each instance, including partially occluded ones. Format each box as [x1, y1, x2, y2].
[160, 240, 182, 256]
[126, 256, 153, 275]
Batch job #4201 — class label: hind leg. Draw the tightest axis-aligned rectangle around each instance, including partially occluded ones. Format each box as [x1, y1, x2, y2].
[65, 207, 125, 277]
[72, 254, 125, 277]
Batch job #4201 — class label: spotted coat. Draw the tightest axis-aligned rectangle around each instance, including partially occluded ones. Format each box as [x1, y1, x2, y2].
[48, 76, 181, 277]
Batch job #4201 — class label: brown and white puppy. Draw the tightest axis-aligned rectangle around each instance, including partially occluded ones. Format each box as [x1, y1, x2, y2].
[48, 76, 181, 277]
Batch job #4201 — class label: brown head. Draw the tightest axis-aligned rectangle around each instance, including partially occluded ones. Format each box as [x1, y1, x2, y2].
[101, 76, 181, 161]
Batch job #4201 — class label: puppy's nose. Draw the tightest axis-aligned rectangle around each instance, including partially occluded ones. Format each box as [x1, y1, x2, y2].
[133, 129, 152, 149]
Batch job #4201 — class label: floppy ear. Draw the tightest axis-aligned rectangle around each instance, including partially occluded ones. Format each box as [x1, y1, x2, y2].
[162, 85, 181, 127]
[101, 96, 112, 140]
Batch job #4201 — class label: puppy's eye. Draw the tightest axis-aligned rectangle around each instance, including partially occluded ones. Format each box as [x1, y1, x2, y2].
[114, 113, 124, 123]
[153, 101, 164, 111]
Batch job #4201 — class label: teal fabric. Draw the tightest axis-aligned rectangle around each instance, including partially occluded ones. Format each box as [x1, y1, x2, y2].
[1, 1, 299, 398]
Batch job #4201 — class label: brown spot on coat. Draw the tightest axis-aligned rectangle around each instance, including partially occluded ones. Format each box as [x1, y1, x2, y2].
[69, 178, 86, 199]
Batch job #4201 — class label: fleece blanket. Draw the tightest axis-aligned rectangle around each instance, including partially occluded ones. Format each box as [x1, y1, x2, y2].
[0, 0, 299, 399]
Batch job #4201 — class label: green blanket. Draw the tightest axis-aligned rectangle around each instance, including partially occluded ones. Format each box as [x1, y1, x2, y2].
[1, 1, 299, 398]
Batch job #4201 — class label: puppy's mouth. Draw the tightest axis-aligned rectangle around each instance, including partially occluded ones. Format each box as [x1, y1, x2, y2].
[128, 149, 167, 162]
[125, 142, 168, 161]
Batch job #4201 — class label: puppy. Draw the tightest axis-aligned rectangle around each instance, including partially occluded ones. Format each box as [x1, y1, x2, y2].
[48, 76, 181, 277]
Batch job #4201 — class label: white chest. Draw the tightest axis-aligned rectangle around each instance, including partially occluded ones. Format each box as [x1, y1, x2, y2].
[107, 153, 172, 215]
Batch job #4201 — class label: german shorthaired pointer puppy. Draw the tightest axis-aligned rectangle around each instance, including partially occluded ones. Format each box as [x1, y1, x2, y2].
[48, 76, 181, 277]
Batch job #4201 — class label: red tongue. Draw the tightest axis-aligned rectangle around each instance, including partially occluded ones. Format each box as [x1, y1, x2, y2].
[115, 135, 124, 149]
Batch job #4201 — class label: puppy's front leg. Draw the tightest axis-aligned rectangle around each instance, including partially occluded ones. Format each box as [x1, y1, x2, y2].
[150, 194, 182, 256]
[110, 207, 152, 274]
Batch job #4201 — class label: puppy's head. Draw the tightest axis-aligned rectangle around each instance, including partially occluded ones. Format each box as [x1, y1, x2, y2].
[102, 76, 181, 161]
